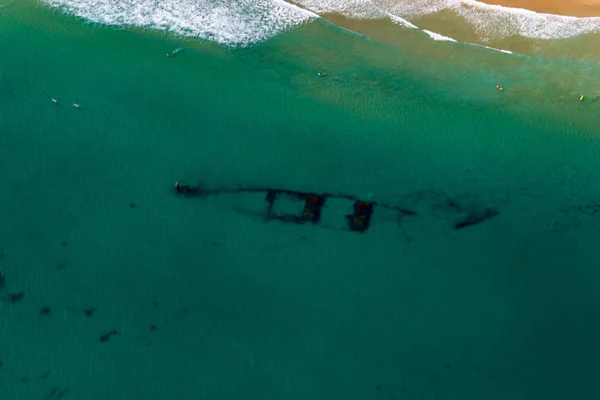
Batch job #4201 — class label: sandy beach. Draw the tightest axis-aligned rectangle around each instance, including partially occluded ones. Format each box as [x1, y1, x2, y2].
[477, 0, 600, 17]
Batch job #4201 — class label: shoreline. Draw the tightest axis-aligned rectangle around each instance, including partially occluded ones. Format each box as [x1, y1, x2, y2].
[7, 0, 600, 119]
[320, 10, 600, 63]
[476, 0, 600, 17]
[4, 8, 600, 400]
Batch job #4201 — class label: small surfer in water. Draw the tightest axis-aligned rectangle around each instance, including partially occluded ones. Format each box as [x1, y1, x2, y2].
[167, 48, 182, 57]
[51, 98, 58, 103]
[496, 85, 504, 91]
[73, 103, 80, 109]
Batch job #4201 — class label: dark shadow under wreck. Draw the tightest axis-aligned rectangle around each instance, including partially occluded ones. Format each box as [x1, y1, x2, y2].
[173, 181, 417, 233]
[172, 182, 499, 234]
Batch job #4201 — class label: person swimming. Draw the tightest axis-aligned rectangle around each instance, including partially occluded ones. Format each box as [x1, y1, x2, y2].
[51, 98, 58, 103]
[317, 72, 325, 77]
[496, 85, 504, 91]
[72, 103, 80, 108]
[167, 48, 183, 57]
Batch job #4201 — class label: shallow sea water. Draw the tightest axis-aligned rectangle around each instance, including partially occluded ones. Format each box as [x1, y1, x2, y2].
[1, 1, 600, 399]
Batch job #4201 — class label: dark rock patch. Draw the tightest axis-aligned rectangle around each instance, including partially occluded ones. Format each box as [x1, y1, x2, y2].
[455, 208, 499, 230]
[83, 307, 96, 317]
[99, 329, 120, 343]
[4, 291, 24, 303]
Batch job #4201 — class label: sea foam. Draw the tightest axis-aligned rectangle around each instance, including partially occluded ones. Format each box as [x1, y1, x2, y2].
[40, 0, 600, 50]
[377, 0, 600, 40]
[293, 0, 600, 40]
[42, 0, 317, 47]
[423, 29, 457, 42]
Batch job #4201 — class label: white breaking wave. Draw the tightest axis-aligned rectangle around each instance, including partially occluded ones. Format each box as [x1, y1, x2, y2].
[477, 44, 513, 55]
[291, 0, 388, 19]
[374, 0, 600, 40]
[42, 0, 318, 47]
[423, 29, 457, 42]
[293, 0, 600, 40]
[39, 0, 600, 51]
[293, 0, 517, 54]
[385, 10, 418, 29]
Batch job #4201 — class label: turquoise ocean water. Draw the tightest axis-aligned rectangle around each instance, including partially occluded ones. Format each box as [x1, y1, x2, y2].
[1, 1, 600, 399]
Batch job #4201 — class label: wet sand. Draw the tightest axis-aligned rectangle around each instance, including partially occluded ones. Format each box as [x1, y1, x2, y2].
[477, 0, 600, 17]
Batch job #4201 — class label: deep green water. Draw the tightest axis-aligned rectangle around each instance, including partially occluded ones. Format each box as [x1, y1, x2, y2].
[1, 2, 600, 399]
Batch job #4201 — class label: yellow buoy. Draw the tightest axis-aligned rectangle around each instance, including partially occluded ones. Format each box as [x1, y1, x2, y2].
[580, 95, 585, 101]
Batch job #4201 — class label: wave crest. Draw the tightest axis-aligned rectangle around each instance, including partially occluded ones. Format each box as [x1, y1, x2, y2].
[293, 0, 600, 40]
[43, 0, 317, 47]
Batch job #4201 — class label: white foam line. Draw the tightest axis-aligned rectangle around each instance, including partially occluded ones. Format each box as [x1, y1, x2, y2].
[292, 0, 389, 19]
[374, 0, 600, 40]
[468, 0, 591, 19]
[275, 0, 319, 18]
[295, 0, 600, 40]
[39, 0, 524, 58]
[41, 0, 318, 47]
[291, 0, 519, 56]
[376, 4, 519, 55]
[385, 11, 418, 29]
[476, 44, 513, 54]
[423, 29, 458, 42]
[320, 18, 372, 39]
